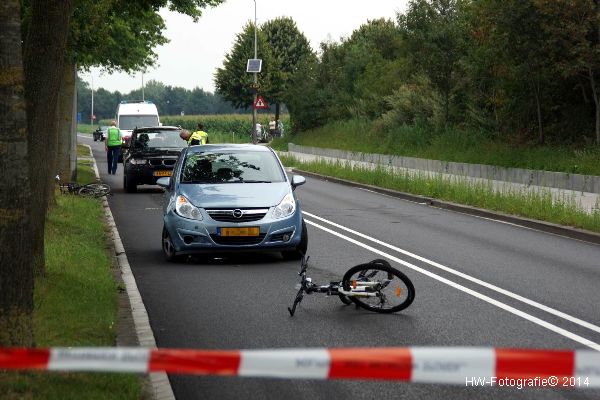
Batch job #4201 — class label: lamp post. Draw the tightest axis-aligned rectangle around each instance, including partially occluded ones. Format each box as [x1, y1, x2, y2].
[251, 0, 258, 144]
[90, 74, 94, 128]
[142, 72, 145, 101]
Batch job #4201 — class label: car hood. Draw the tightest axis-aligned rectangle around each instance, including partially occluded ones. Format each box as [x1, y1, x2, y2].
[130, 148, 183, 158]
[179, 182, 291, 208]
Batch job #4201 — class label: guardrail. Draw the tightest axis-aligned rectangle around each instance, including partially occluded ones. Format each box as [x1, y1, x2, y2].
[1, 346, 599, 388]
[288, 143, 600, 195]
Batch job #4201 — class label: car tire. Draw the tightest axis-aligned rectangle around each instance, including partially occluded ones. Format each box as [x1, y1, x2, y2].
[282, 220, 308, 260]
[162, 226, 184, 263]
[124, 173, 137, 193]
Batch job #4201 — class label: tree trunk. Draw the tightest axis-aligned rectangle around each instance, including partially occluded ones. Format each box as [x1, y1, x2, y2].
[589, 68, 600, 145]
[533, 78, 544, 145]
[0, 0, 35, 347]
[56, 60, 76, 183]
[275, 102, 280, 125]
[23, 0, 74, 275]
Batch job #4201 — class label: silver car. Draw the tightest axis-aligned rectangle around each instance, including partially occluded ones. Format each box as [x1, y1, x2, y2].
[158, 144, 307, 262]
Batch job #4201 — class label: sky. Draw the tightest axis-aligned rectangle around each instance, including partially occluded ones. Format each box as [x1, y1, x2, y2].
[83, 0, 409, 95]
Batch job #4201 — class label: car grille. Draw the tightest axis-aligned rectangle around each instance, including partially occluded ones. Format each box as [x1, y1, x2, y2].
[210, 234, 266, 245]
[149, 158, 177, 167]
[206, 208, 269, 223]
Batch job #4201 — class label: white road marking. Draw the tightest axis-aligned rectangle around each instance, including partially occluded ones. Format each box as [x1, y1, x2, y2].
[304, 211, 600, 336]
[303, 218, 600, 351]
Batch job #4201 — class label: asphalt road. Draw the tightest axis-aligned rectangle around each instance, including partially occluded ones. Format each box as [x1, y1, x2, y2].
[82, 135, 600, 400]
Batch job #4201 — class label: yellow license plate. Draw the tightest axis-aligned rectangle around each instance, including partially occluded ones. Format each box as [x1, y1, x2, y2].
[153, 170, 172, 177]
[218, 227, 260, 237]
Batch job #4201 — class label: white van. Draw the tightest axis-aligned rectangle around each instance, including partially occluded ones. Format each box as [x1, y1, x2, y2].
[116, 100, 160, 147]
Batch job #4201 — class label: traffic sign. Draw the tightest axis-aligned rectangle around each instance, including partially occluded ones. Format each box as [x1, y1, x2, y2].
[253, 95, 268, 109]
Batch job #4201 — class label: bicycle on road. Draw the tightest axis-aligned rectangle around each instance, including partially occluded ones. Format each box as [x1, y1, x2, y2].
[56, 175, 111, 198]
[288, 256, 415, 316]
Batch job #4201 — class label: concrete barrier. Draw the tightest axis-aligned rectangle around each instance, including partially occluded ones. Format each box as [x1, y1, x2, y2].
[288, 144, 600, 195]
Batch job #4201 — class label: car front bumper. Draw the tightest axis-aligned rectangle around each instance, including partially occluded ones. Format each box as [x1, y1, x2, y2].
[163, 207, 304, 255]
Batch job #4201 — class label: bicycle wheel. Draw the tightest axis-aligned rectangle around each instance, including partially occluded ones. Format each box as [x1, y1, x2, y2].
[78, 183, 110, 197]
[341, 259, 415, 314]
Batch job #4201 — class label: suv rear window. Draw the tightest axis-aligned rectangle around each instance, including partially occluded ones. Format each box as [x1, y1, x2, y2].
[133, 130, 184, 149]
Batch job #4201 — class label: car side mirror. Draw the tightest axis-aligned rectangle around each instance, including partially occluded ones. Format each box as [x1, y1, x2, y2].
[291, 175, 306, 190]
[156, 177, 170, 188]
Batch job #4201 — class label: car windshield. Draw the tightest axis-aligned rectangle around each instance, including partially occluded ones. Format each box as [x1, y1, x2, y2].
[181, 150, 285, 184]
[133, 130, 184, 149]
[119, 115, 159, 130]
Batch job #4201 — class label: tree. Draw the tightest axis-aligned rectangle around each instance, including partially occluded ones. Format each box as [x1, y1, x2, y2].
[0, 0, 34, 346]
[261, 17, 314, 123]
[21, 0, 225, 275]
[398, 0, 468, 124]
[23, 0, 75, 275]
[214, 23, 275, 112]
[536, 0, 600, 144]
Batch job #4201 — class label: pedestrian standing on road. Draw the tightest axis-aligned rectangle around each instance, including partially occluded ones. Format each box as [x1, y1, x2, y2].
[268, 116, 277, 138]
[188, 122, 209, 146]
[105, 120, 122, 175]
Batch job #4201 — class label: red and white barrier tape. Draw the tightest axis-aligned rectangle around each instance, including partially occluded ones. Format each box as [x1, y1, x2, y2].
[1, 347, 599, 387]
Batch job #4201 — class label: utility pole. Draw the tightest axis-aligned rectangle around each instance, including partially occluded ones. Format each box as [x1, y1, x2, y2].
[252, 0, 258, 144]
[142, 72, 145, 101]
[91, 74, 94, 128]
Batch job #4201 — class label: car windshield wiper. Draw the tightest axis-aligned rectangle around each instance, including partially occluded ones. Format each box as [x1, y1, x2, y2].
[239, 180, 272, 183]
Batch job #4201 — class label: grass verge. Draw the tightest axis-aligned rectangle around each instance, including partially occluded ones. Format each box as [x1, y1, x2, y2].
[272, 119, 600, 176]
[280, 154, 600, 233]
[0, 162, 143, 400]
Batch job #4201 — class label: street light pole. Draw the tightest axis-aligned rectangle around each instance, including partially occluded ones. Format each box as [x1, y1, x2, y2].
[252, 0, 258, 144]
[90, 74, 94, 128]
[142, 72, 145, 101]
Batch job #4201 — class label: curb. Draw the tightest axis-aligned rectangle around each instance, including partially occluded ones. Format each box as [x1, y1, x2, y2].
[83, 144, 176, 400]
[291, 168, 600, 246]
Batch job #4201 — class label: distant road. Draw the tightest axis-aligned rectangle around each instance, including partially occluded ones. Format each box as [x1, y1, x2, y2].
[82, 135, 600, 400]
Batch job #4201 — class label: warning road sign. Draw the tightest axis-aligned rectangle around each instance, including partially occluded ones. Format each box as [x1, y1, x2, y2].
[253, 95, 268, 109]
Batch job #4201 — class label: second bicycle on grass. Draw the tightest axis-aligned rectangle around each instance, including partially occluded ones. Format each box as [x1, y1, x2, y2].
[56, 175, 111, 198]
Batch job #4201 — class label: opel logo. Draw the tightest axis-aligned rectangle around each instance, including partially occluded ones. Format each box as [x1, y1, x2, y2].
[232, 209, 243, 218]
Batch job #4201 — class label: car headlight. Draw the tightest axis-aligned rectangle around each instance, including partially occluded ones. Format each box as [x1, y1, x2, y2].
[129, 159, 147, 165]
[175, 195, 203, 220]
[272, 192, 296, 219]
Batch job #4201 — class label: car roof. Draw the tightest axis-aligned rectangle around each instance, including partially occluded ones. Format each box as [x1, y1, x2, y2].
[186, 144, 274, 154]
[132, 126, 181, 132]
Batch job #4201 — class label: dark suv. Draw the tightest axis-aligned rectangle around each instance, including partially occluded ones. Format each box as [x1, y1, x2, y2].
[123, 126, 186, 193]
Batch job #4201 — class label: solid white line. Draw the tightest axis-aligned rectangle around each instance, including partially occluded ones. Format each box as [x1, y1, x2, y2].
[303, 211, 600, 336]
[303, 218, 600, 352]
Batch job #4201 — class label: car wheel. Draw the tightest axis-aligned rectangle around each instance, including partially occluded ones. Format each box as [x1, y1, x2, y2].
[124, 173, 137, 193]
[162, 226, 184, 262]
[282, 221, 308, 260]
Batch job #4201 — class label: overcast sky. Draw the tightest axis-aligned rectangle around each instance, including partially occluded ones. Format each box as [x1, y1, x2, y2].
[83, 0, 409, 95]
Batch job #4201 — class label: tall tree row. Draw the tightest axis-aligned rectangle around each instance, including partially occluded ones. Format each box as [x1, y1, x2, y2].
[1, 0, 224, 347]
[213, 0, 600, 145]
[0, 0, 34, 347]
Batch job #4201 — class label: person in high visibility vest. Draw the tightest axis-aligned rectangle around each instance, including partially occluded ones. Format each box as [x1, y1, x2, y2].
[188, 123, 209, 146]
[105, 120, 122, 174]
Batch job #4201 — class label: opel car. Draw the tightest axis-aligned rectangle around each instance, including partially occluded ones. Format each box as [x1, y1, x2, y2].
[157, 144, 307, 262]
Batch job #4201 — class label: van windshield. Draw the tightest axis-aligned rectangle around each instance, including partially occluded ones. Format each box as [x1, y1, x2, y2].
[119, 115, 159, 130]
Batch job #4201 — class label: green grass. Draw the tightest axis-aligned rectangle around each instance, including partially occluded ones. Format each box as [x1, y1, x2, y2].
[280, 154, 600, 233]
[77, 123, 98, 134]
[0, 162, 143, 400]
[77, 144, 90, 158]
[273, 119, 600, 176]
